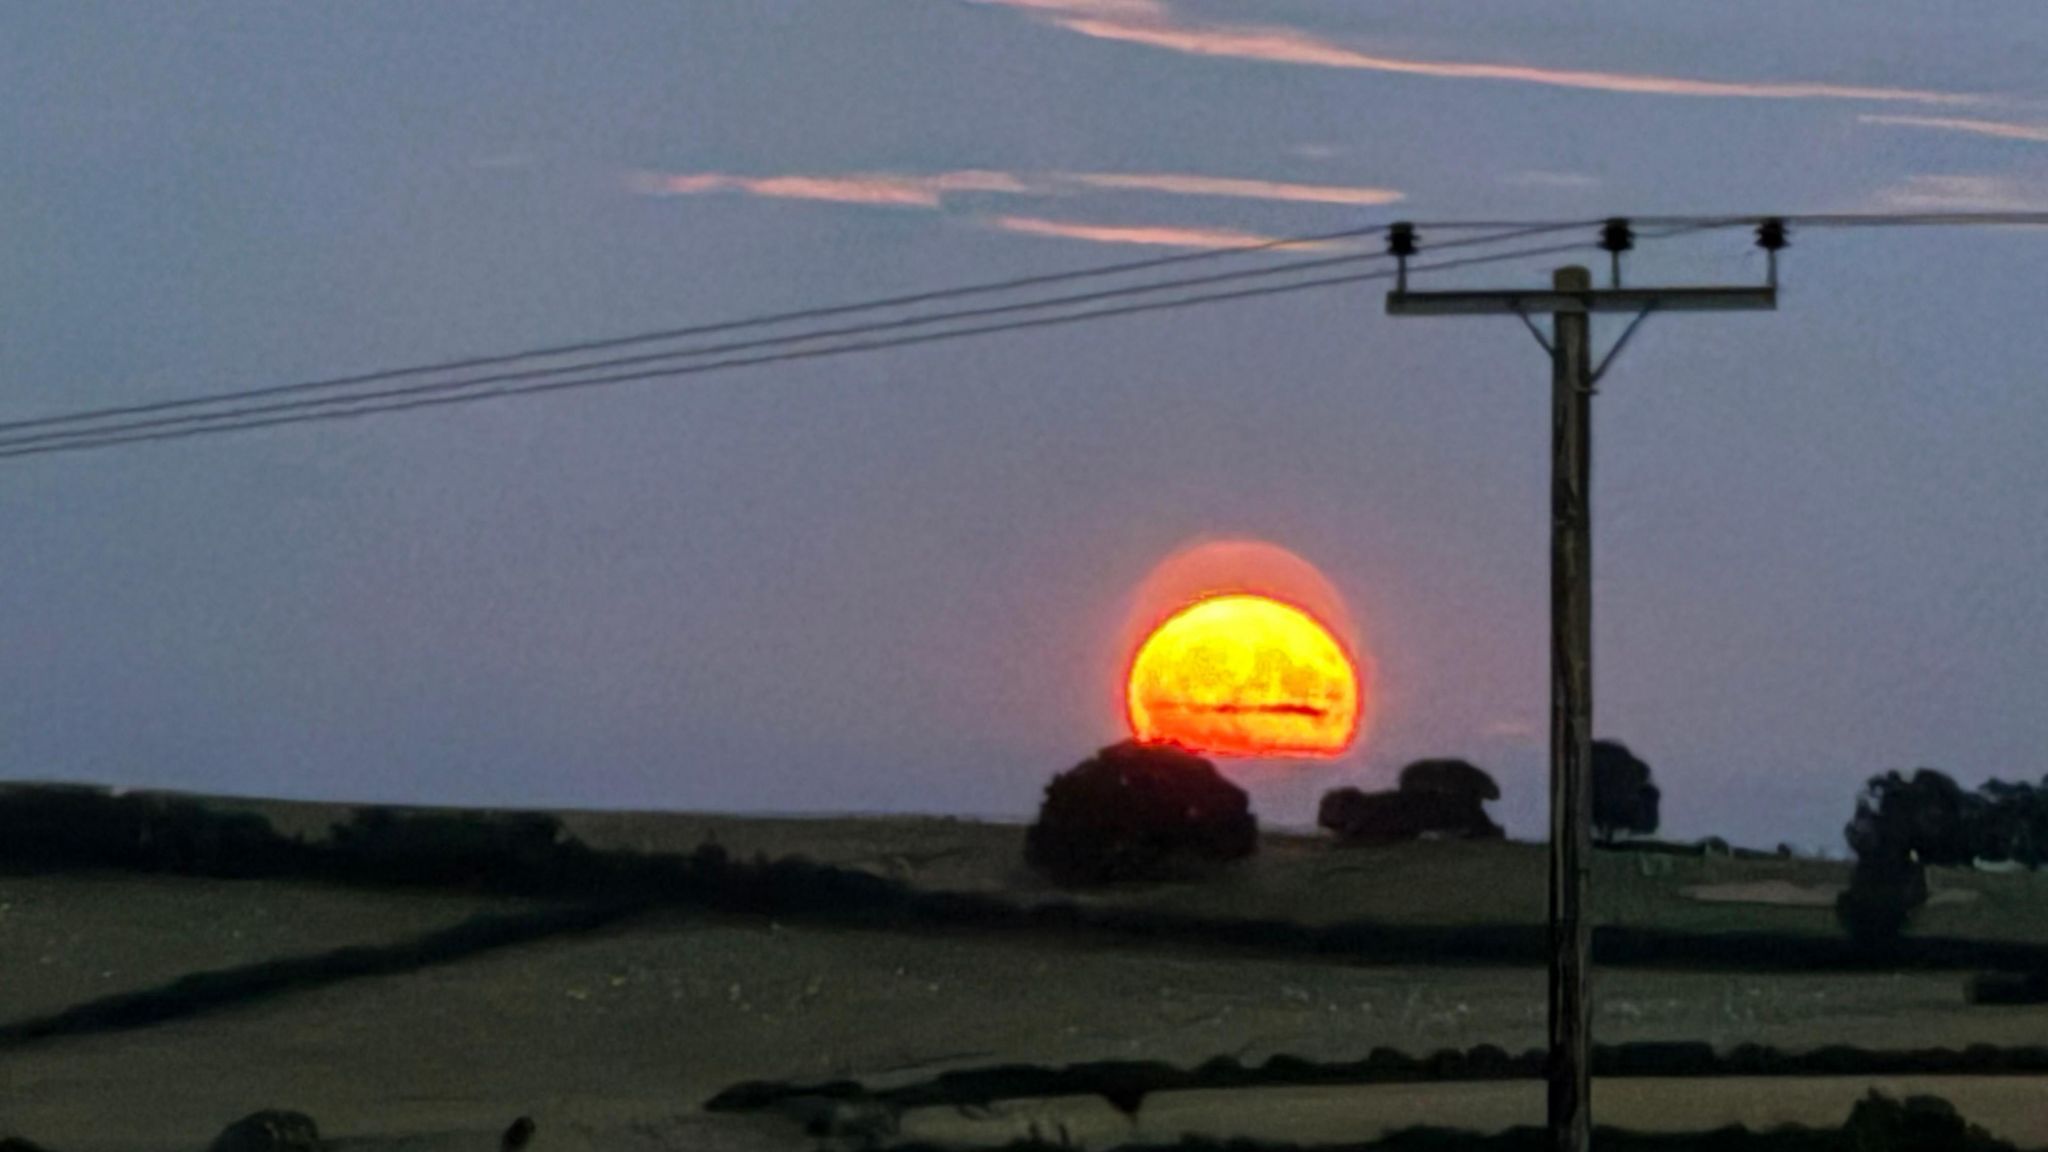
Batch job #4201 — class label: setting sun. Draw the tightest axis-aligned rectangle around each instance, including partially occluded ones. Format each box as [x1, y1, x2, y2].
[1125, 593, 1363, 758]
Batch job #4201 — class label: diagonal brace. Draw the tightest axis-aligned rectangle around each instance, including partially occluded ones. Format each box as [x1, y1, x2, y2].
[1516, 307, 1556, 355]
[1589, 306, 1657, 388]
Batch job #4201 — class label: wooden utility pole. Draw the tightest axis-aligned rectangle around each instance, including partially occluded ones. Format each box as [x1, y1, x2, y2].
[1385, 222, 1780, 1152]
[1548, 264, 1596, 1151]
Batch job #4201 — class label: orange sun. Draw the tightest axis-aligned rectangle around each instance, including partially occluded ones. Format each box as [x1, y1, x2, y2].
[1125, 593, 1362, 758]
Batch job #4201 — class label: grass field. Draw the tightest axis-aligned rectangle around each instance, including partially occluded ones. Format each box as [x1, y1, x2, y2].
[3, 796, 2047, 1151]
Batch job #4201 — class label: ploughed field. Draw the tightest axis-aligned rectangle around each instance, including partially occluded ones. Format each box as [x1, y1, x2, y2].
[3, 795, 2047, 1151]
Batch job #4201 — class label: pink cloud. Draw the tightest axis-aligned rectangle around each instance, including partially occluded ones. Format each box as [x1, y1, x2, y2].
[626, 169, 1032, 207]
[986, 214, 1313, 248]
[630, 167, 1409, 212]
[1861, 114, 2048, 144]
[1065, 172, 1404, 205]
[975, 0, 1968, 105]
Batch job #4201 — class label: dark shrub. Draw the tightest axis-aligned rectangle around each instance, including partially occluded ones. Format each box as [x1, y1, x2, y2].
[1967, 970, 2048, 1005]
[1414, 794, 1504, 840]
[1837, 769, 1976, 949]
[1592, 740, 1661, 843]
[327, 808, 567, 890]
[145, 799, 298, 877]
[1837, 852, 1927, 950]
[0, 785, 297, 877]
[1319, 759, 1503, 845]
[1848, 770, 1977, 867]
[1399, 759, 1504, 839]
[1025, 741, 1256, 887]
[1398, 759, 1501, 803]
[1840, 1090, 2010, 1152]
[1840, 769, 2048, 950]
[1319, 787, 1410, 842]
[1318, 783, 1499, 840]
[0, 785, 153, 870]
[209, 1111, 321, 1152]
[1601, 1041, 1715, 1076]
[1976, 778, 2047, 869]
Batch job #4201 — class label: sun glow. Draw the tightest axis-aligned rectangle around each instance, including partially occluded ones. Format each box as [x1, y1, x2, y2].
[1125, 593, 1362, 758]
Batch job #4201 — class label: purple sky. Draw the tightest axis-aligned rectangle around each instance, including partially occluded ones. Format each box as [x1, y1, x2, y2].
[5, 1, 2048, 850]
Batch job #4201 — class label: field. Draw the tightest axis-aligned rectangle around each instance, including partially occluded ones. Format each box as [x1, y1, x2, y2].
[4, 795, 2048, 1151]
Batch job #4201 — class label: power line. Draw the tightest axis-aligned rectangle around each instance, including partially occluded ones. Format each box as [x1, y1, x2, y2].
[1650, 211, 2048, 228]
[0, 231, 1655, 461]
[0, 223, 1592, 455]
[0, 218, 1447, 440]
[6, 210, 2043, 463]
[12, 211, 2038, 443]
[1405, 211, 2048, 230]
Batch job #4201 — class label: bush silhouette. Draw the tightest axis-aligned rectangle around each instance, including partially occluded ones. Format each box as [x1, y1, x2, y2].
[1025, 741, 1256, 887]
[1849, 770, 1977, 866]
[209, 1111, 321, 1152]
[1967, 971, 2048, 1006]
[1592, 740, 1660, 843]
[1399, 759, 1501, 804]
[1838, 770, 1976, 949]
[1319, 787, 1399, 842]
[1841, 1090, 2009, 1152]
[145, 799, 298, 876]
[0, 785, 155, 870]
[1320, 759, 1503, 844]
[1975, 777, 2048, 868]
[326, 808, 568, 889]
[0, 785, 300, 877]
[1836, 859, 1925, 951]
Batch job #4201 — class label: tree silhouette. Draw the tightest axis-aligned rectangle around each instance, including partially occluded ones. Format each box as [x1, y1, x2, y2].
[1848, 769, 1977, 867]
[1320, 758, 1503, 844]
[1978, 779, 2048, 869]
[1398, 759, 1502, 804]
[1591, 740, 1660, 844]
[1026, 741, 1257, 886]
[1838, 769, 1972, 949]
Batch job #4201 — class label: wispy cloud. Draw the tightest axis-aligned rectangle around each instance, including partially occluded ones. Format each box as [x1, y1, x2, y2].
[1866, 174, 2048, 213]
[1065, 172, 1402, 205]
[1861, 114, 2048, 145]
[629, 163, 1408, 249]
[629, 167, 1405, 210]
[625, 169, 1031, 208]
[971, 0, 1968, 105]
[986, 214, 1310, 248]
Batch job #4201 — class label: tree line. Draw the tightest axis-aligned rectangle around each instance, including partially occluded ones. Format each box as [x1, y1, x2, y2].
[1024, 742, 2047, 967]
[1838, 768, 2048, 946]
[1025, 739, 1666, 885]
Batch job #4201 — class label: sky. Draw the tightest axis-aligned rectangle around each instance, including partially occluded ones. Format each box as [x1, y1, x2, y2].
[4, 1, 2048, 850]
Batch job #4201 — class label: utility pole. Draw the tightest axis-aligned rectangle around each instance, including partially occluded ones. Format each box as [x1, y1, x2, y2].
[1548, 264, 1596, 1152]
[1384, 219, 1783, 1152]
